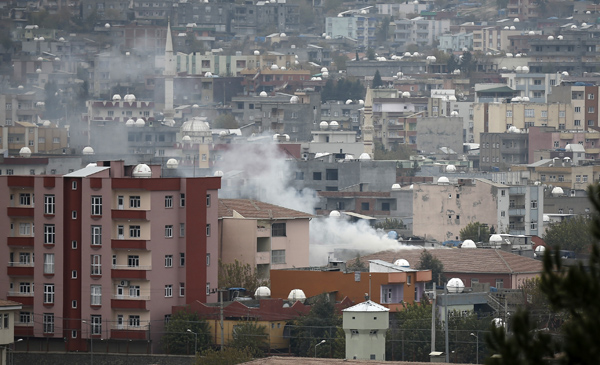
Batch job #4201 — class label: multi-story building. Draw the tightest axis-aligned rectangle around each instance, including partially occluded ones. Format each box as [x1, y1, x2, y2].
[472, 27, 522, 53]
[501, 72, 563, 103]
[511, 159, 600, 190]
[0, 122, 69, 156]
[480, 131, 529, 171]
[377, 2, 429, 17]
[507, 0, 537, 20]
[507, 185, 544, 236]
[437, 32, 473, 53]
[1, 92, 42, 126]
[176, 52, 298, 78]
[527, 32, 600, 76]
[326, 14, 379, 49]
[0, 161, 220, 352]
[393, 17, 450, 50]
[548, 82, 600, 131]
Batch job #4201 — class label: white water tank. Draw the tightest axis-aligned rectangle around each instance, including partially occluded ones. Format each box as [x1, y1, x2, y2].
[288, 289, 306, 303]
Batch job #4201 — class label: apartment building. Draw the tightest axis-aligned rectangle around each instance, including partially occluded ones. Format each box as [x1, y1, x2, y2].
[326, 14, 379, 49]
[479, 131, 529, 171]
[0, 122, 69, 156]
[501, 72, 562, 103]
[548, 82, 600, 131]
[438, 32, 473, 53]
[0, 160, 220, 353]
[527, 33, 600, 76]
[472, 27, 521, 53]
[394, 17, 450, 50]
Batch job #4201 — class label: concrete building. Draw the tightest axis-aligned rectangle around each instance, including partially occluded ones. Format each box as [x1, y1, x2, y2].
[438, 32, 473, 53]
[1, 161, 220, 352]
[479, 131, 529, 171]
[305, 129, 364, 157]
[377, 2, 429, 17]
[548, 82, 600, 131]
[342, 300, 389, 361]
[320, 101, 362, 132]
[393, 17, 450, 50]
[218, 199, 312, 279]
[501, 72, 563, 103]
[507, 185, 544, 236]
[176, 52, 297, 78]
[507, 0, 538, 20]
[1, 122, 68, 156]
[511, 159, 600, 190]
[412, 178, 509, 242]
[0, 299, 22, 365]
[326, 14, 379, 49]
[472, 27, 521, 53]
[416, 117, 463, 157]
[527, 33, 600, 76]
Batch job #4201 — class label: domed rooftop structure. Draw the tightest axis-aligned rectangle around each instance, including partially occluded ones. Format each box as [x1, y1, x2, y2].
[112, 94, 121, 101]
[446, 164, 457, 172]
[270, 64, 279, 70]
[123, 94, 136, 102]
[255, 286, 271, 299]
[182, 135, 192, 143]
[42, 120, 51, 127]
[437, 176, 450, 185]
[254, 50, 260, 56]
[290, 95, 299, 104]
[259, 91, 268, 97]
[82, 146, 95, 155]
[447, 278, 465, 293]
[126, 118, 135, 126]
[359, 153, 371, 160]
[19, 147, 32, 158]
[135, 118, 145, 127]
[288, 289, 306, 303]
[166, 158, 179, 169]
[346, 99, 352, 105]
[552, 187, 564, 196]
[329, 210, 341, 217]
[319, 121, 329, 130]
[344, 154, 355, 160]
[392, 183, 401, 191]
[204, 72, 213, 77]
[394, 259, 410, 267]
[214, 170, 224, 177]
[489, 234, 503, 244]
[181, 117, 213, 143]
[132, 164, 152, 178]
[461, 239, 476, 248]
[330, 121, 339, 130]
[402, 91, 411, 98]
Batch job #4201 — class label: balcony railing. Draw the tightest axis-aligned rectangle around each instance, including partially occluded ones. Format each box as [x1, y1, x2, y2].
[112, 265, 151, 270]
[111, 295, 150, 300]
[8, 262, 34, 267]
[7, 291, 34, 297]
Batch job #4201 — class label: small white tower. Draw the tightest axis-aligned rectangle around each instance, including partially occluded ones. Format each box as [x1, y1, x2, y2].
[342, 300, 389, 360]
[163, 20, 176, 123]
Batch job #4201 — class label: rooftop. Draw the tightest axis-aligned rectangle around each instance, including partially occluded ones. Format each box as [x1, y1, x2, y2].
[218, 199, 313, 220]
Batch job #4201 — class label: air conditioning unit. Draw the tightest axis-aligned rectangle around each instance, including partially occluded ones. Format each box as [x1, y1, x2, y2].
[119, 280, 130, 287]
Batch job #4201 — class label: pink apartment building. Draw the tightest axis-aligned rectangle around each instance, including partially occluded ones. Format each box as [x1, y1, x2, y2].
[0, 160, 220, 353]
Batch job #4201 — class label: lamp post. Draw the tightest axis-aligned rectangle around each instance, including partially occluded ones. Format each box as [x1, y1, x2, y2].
[187, 329, 198, 356]
[470, 332, 479, 364]
[82, 320, 93, 365]
[314, 339, 326, 358]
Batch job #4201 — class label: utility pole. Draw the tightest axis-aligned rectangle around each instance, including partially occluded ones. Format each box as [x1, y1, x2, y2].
[431, 282, 436, 354]
[219, 289, 225, 351]
[444, 285, 449, 363]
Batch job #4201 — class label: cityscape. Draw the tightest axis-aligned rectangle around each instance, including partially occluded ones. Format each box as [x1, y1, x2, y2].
[0, 0, 599, 363]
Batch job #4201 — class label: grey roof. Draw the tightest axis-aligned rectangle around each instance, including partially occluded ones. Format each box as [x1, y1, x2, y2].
[527, 159, 553, 167]
[343, 300, 389, 312]
[64, 166, 110, 178]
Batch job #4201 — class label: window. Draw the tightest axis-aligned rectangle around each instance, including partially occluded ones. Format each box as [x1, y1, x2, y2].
[180, 253, 185, 266]
[19, 223, 31, 236]
[272, 223, 286, 237]
[19, 252, 30, 265]
[20, 312, 31, 325]
[165, 195, 173, 208]
[575, 107, 581, 113]
[589, 120, 595, 126]
[206, 194, 211, 207]
[179, 283, 185, 297]
[326, 169, 338, 180]
[588, 93, 595, 100]
[313, 172, 322, 180]
[206, 253, 211, 266]
[583, 175, 588, 182]
[44, 195, 55, 215]
[91, 315, 102, 335]
[165, 285, 173, 297]
[44, 284, 55, 304]
[559, 111, 565, 117]
[128, 255, 139, 267]
[72, 240, 77, 249]
[590, 107, 596, 113]
[129, 285, 140, 297]
[43, 254, 54, 274]
[540, 110, 548, 118]
[295, 172, 304, 180]
[90, 196, 102, 216]
[382, 202, 390, 211]
[19, 193, 31, 206]
[180, 223, 185, 237]
[72, 210, 77, 219]
[43, 313, 54, 333]
[206, 283, 210, 295]
[72, 181, 77, 190]
[524, 109, 534, 118]
[575, 120, 581, 126]
[129, 315, 140, 327]
[164, 315, 171, 324]
[180, 193, 186, 207]
[91, 255, 102, 275]
[495, 279, 504, 289]
[129, 225, 141, 238]
[44, 224, 55, 244]
[272, 249, 285, 264]
[531, 200, 538, 209]
[72, 270, 77, 278]
[361, 202, 370, 211]
[165, 225, 173, 238]
[206, 224, 211, 236]
[19, 282, 31, 294]
[129, 196, 141, 208]
[165, 255, 173, 267]
[91, 226, 102, 245]
[506, 110, 512, 118]
[91, 285, 101, 305]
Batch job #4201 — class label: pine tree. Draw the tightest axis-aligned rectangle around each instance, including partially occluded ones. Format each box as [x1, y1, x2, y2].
[372, 70, 384, 89]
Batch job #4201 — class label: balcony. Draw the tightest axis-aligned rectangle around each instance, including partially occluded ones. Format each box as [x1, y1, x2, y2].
[110, 323, 150, 340]
[7, 207, 34, 217]
[7, 291, 34, 306]
[256, 251, 270, 265]
[256, 226, 270, 237]
[111, 210, 147, 220]
[7, 237, 34, 247]
[111, 239, 147, 250]
[7, 262, 34, 277]
[111, 296, 149, 310]
[111, 265, 150, 280]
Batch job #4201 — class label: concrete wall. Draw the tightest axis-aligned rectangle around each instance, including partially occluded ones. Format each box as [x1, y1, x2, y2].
[416, 117, 463, 156]
[14, 352, 194, 365]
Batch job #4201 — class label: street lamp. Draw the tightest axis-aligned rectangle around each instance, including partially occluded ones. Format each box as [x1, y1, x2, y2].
[470, 332, 479, 364]
[315, 339, 326, 358]
[187, 329, 198, 356]
[82, 320, 93, 365]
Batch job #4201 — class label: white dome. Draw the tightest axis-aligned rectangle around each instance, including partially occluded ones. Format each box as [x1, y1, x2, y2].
[359, 100, 364, 105]
[214, 170, 224, 177]
[280, 33, 286, 37]
[271, 64, 279, 70]
[504, 26, 509, 30]
[132, 164, 152, 178]
[124, 94, 136, 102]
[259, 91, 268, 97]
[255, 286, 271, 299]
[535, 245, 546, 253]
[552, 187, 564, 196]
[397, 72, 403, 77]
[522, 96, 530, 102]
[515, 53, 522, 57]
[345, 99, 352, 105]
[489, 234, 503, 243]
[59, 37, 65, 41]
[453, 69, 461, 74]
[437, 176, 450, 184]
[219, 131, 227, 137]
[166, 158, 179, 169]
[448, 95, 457, 101]
[182, 117, 210, 132]
[529, 31, 535, 35]
[461, 239, 476, 248]
[38, 36, 44, 41]
[82, 146, 95, 155]
[288, 289, 306, 303]
[522, 66, 529, 73]
[359, 152, 371, 160]
[562, 71, 569, 76]
[404, 52, 412, 57]
[321, 67, 328, 73]
[583, 22, 588, 26]
[571, 25, 577, 29]
[513, 17, 520, 22]
[402, 91, 411, 98]
[42, 120, 51, 127]
[506, 53, 513, 57]
[281, 67, 286, 70]
[446, 164, 457, 172]
[86, 163, 97, 168]
[272, 133, 280, 141]
[344, 154, 355, 160]
[192, 104, 200, 108]
[36, 68, 42, 73]
[330, 121, 339, 130]
[516, 66, 523, 72]
[204, 72, 213, 77]
[548, 36, 554, 40]
[329, 210, 341, 217]
[126, 118, 135, 126]
[254, 50, 260, 56]
[319, 121, 329, 130]
[182, 135, 192, 142]
[112, 94, 121, 100]
[135, 118, 145, 127]
[557, 35, 563, 40]
[394, 259, 410, 267]
[19, 147, 32, 158]
[392, 183, 402, 190]
[510, 26, 516, 30]
[447, 278, 465, 293]
[450, 111, 459, 116]
[290, 95, 300, 104]
[283, 134, 290, 141]
[17, 85, 24, 89]
[413, 52, 420, 57]
[105, 23, 111, 28]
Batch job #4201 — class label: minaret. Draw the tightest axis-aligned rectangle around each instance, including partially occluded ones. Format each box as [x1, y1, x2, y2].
[163, 20, 176, 125]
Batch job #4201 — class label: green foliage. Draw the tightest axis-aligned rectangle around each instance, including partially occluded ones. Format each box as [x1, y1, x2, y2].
[218, 259, 266, 295]
[290, 294, 344, 358]
[347, 253, 366, 271]
[196, 347, 253, 365]
[372, 70, 384, 88]
[460, 222, 490, 242]
[229, 321, 268, 357]
[373, 141, 413, 160]
[543, 215, 595, 253]
[376, 17, 391, 43]
[367, 48, 376, 60]
[331, 52, 348, 70]
[213, 114, 239, 129]
[321, 78, 365, 102]
[459, 51, 476, 76]
[374, 218, 405, 230]
[417, 249, 446, 286]
[162, 310, 211, 354]
[447, 55, 458, 74]
[485, 183, 600, 364]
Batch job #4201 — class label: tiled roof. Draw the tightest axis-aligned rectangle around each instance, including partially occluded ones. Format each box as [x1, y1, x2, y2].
[0, 299, 23, 308]
[218, 199, 313, 220]
[351, 248, 543, 274]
